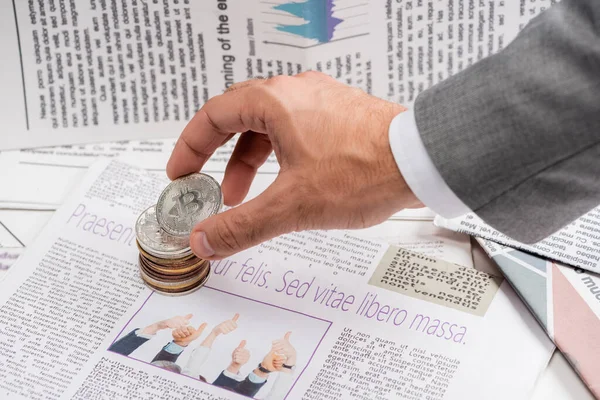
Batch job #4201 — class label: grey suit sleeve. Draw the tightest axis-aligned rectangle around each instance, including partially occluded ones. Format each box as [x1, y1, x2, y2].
[414, 0, 600, 243]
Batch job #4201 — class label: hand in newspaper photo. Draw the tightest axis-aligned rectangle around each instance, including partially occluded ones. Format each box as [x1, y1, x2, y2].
[108, 285, 328, 399]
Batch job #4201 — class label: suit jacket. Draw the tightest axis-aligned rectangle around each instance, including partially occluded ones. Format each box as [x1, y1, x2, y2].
[151, 344, 181, 364]
[213, 371, 266, 397]
[108, 330, 182, 364]
[415, 0, 600, 243]
[108, 329, 148, 356]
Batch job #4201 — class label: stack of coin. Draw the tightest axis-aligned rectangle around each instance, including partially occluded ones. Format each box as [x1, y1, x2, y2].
[135, 173, 223, 295]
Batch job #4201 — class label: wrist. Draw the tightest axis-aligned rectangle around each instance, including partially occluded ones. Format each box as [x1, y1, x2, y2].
[281, 364, 294, 374]
[364, 102, 421, 215]
[200, 331, 218, 348]
[256, 362, 273, 377]
[383, 107, 422, 209]
[391, 107, 472, 216]
[226, 363, 241, 374]
[253, 367, 269, 379]
[140, 324, 159, 335]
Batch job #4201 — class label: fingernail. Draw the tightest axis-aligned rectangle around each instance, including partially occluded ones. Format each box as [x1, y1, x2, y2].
[193, 232, 215, 258]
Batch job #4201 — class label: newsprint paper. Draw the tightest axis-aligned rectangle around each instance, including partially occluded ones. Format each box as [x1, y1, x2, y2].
[478, 239, 600, 398]
[1, 0, 555, 149]
[0, 160, 552, 399]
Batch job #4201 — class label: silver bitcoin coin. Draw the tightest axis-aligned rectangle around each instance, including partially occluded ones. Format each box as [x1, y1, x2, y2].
[135, 205, 192, 258]
[156, 173, 223, 237]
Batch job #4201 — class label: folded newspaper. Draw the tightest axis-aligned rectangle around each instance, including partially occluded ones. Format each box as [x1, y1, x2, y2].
[0, 160, 552, 400]
[435, 213, 600, 397]
[436, 212, 600, 274]
[477, 239, 600, 399]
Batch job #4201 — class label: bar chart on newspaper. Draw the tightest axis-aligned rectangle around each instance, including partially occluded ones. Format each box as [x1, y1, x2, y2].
[260, 0, 370, 48]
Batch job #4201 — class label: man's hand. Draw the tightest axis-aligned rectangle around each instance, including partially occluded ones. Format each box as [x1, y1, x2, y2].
[271, 331, 296, 370]
[172, 323, 207, 347]
[166, 72, 421, 260]
[226, 340, 250, 374]
[140, 314, 193, 335]
[211, 313, 239, 336]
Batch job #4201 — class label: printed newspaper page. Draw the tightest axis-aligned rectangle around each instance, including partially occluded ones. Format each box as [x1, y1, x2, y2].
[368, 0, 556, 103]
[478, 238, 600, 398]
[0, 209, 53, 282]
[0, 0, 555, 150]
[435, 211, 600, 274]
[0, 160, 552, 400]
[353, 220, 473, 268]
[0, 0, 557, 217]
[0, 149, 429, 220]
[1, 0, 371, 149]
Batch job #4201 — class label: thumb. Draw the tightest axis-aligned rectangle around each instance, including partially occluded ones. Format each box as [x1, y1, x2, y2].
[284, 331, 292, 341]
[184, 313, 193, 321]
[196, 322, 207, 334]
[238, 340, 247, 349]
[232, 313, 240, 323]
[189, 182, 292, 260]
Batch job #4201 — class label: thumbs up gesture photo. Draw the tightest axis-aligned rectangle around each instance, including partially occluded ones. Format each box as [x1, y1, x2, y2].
[212, 313, 240, 336]
[231, 340, 251, 369]
[271, 331, 297, 369]
[172, 322, 208, 347]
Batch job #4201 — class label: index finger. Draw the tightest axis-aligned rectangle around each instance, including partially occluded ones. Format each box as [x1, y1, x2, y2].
[166, 83, 268, 180]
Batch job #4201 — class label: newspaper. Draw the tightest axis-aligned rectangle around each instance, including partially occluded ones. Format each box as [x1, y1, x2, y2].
[435, 211, 600, 274]
[1, 0, 554, 149]
[0, 0, 554, 212]
[0, 149, 434, 220]
[354, 220, 473, 268]
[0, 160, 553, 400]
[0, 209, 471, 293]
[0, 210, 53, 283]
[2, 0, 374, 149]
[478, 239, 600, 398]
[0, 217, 24, 281]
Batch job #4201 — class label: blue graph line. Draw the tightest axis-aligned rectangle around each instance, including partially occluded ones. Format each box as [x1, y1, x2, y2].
[273, 0, 343, 43]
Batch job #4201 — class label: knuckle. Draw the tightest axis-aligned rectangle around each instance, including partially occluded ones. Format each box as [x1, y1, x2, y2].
[297, 70, 324, 79]
[225, 81, 246, 92]
[252, 84, 276, 102]
[264, 75, 289, 87]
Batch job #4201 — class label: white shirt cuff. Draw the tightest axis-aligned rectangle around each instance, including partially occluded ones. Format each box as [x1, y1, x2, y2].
[134, 329, 155, 340]
[248, 371, 267, 384]
[222, 369, 244, 382]
[388, 108, 470, 218]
